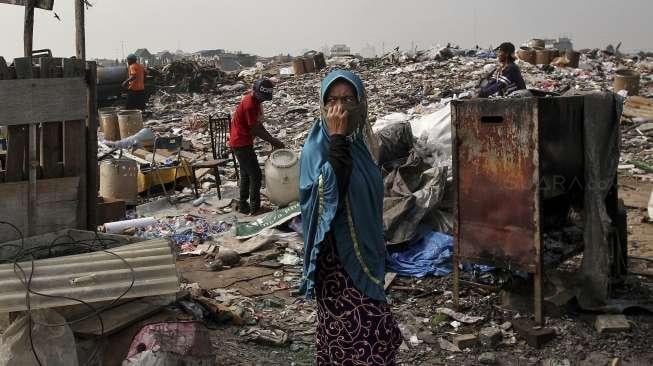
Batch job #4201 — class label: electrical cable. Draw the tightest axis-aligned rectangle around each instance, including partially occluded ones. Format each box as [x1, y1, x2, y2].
[0, 221, 137, 366]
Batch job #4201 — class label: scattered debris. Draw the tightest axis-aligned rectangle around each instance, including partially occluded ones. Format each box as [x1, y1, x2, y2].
[478, 352, 498, 365]
[453, 334, 479, 349]
[438, 337, 461, 353]
[239, 327, 289, 347]
[479, 326, 502, 348]
[435, 307, 485, 324]
[123, 321, 215, 365]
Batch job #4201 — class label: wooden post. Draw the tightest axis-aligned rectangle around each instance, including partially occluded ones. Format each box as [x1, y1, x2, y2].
[75, 0, 86, 60]
[24, 0, 36, 236]
[24, 0, 35, 59]
[85, 62, 98, 230]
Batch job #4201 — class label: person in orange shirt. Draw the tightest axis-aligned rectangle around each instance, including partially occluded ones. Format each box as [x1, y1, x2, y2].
[122, 54, 147, 110]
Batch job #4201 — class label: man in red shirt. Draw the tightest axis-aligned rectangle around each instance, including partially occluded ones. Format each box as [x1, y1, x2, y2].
[230, 78, 285, 215]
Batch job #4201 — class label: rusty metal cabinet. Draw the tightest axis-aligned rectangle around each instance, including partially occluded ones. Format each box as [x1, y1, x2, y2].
[451, 94, 622, 323]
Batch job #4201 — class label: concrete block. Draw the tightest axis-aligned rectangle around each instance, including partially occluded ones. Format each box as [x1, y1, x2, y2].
[594, 315, 630, 334]
[512, 319, 556, 348]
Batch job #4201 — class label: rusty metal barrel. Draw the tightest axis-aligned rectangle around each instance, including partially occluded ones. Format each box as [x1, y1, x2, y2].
[292, 58, 305, 76]
[613, 69, 640, 96]
[117, 110, 143, 139]
[313, 52, 327, 70]
[566, 50, 580, 68]
[535, 50, 551, 65]
[303, 57, 315, 73]
[99, 107, 121, 141]
[518, 47, 536, 64]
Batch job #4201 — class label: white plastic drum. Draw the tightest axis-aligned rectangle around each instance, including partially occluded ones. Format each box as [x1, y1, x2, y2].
[264, 149, 300, 207]
[99, 158, 139, 204]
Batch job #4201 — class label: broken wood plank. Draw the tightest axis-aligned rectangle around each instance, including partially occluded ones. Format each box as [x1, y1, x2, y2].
[0, 78, 87, 125]
[5, 125, 29, 181]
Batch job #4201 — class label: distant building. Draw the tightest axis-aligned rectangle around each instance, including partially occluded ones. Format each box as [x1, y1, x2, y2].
[330, 44, 351, 57]
[360, 44, 377, 59]
[133, 48, 155, 66]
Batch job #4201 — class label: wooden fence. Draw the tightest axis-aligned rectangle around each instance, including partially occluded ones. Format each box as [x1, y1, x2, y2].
[0, 55, 98, 242]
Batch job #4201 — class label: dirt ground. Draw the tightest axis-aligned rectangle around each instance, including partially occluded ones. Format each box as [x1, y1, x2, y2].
[164, 174, 653, 366]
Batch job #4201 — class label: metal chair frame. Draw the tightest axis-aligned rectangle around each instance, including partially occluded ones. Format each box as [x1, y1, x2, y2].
[189, 115, 239, 199]
[147, 136, 193, 202]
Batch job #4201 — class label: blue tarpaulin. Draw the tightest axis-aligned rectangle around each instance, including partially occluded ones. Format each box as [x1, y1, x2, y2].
[387, 231, 493, 277]
[387, 231, 453, 277]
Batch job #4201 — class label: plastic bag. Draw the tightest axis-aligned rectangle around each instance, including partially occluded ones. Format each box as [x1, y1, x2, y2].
[376, 122, 414, 166]
[0, 310, 79, 366]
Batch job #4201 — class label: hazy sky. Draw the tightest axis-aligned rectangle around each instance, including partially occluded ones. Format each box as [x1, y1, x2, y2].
[0, 0, 651, 60]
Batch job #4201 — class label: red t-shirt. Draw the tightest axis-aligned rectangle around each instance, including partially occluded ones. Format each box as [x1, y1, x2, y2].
[229, 93, 261, 148]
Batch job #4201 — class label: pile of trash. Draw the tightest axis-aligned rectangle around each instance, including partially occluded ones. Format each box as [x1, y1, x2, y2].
[153, 60, 238, 93]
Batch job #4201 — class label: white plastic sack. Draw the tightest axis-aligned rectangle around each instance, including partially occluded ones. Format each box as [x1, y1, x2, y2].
[279, 67, 294, 76]
[372, 112, 411, 132]
[410, 103, 452, 154]
[0, 310, 79, 366]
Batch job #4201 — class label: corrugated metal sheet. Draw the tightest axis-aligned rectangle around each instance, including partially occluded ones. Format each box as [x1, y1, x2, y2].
[0, 238, 180, 313]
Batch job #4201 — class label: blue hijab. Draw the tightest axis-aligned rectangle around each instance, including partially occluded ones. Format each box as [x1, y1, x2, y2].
[299, 70, 387, 301]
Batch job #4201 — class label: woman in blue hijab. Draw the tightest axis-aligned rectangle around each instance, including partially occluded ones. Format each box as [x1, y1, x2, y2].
[299, 70, 402, 365]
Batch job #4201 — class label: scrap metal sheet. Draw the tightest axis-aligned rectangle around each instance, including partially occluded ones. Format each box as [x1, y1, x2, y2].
[453, 98, 539, 272]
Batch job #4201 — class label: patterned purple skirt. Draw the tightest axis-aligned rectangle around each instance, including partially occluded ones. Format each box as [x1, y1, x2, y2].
[315, 237, 403, 366]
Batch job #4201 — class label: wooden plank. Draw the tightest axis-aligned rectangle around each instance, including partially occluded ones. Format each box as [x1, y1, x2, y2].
[13, 57, 33, 79]
[0, 78, 87, 125]
[63, 59, 85, 77]
[39, 57, 63, 179]
[85, 61, 97, 230]
[0, 180, 28, 243]
[0, 0, 55, 10]
[0, 176, 79, 242]
[62, 120, 85, 177]
[40, 123, 62, 178]
[0, 57, 12, 80]
[38, 56, 58, 78]
[5, 125, 28, 181]
[28, 124, 37, 236]
[33, 177, 80, 234]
